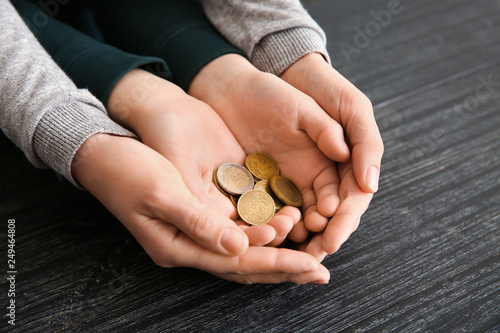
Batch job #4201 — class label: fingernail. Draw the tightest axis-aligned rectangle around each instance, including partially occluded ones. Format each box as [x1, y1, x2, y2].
[220, 227, 247, 255]
[311, 279, 329, 284]
[365, 166, 379, 192]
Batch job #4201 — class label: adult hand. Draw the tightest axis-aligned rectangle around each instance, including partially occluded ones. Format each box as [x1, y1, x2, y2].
[281, 53, 384, 259]
[72, 134, 330, 284]
[106, 69, 299, 247]
[189, 54, 352, 250]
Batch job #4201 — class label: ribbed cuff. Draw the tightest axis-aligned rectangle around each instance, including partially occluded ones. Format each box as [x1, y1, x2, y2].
[32, 89, 136, 188]
[251, 27, 330, 76]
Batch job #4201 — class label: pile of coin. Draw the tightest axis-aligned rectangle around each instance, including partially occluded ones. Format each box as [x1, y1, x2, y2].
[213, 152, 303, 226]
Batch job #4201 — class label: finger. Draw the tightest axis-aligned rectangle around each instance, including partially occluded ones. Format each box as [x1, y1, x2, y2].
[242, 224, 276, 246]
[298, 98, 350, 162]
[342, 94, 384, 193]
[236, 206, 300, 246]
[151, 191, 249, 256]
[288, 221, 309, 243]
[323, 80, 383, 193]
[265, 208, 297, 247]
[351, 132, 384, 193]
[213, 264, 330, 284]
[322, 169, 373, 254]
[268, 206, 300, 237]
[174, 233, 320, 274]
[304, 233, 329, 262]
[301, 185, 329, 233]
[304, 206, 330, 233]
[134, 216, 320, 275]
[312, 163, 341, 218]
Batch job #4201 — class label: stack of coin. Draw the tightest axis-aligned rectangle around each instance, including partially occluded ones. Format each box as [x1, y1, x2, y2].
[213, 153, 303, 226]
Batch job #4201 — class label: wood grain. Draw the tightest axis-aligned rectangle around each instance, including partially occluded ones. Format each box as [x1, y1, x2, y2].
[1, 0, 499, 332]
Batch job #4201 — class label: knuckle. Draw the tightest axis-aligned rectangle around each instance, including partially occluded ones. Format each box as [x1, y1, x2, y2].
[237, 277, 255, 284]
[151, 254, 176, 268]
[326, 241, 342, 255]
[370, 139, 385, 156]
[153, 259, 174, 269]
[143, 184, 170, 212]
[351, 218, 361, 233]
[190, 213, 214, 240]
[351, 94, 373, 115]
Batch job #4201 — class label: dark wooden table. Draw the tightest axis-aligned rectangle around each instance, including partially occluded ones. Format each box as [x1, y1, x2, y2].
[2, 0, 499, 331]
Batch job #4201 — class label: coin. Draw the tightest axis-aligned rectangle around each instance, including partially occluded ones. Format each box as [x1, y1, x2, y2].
[254, 180, 284, 211]
[213, 169, 230, 197]
[253, 179, 268, 192]
[237, 190, 275, 225]
[269, 175, 303, 207]
[216, 163, 254, 195]
[245, 152, 280, 180]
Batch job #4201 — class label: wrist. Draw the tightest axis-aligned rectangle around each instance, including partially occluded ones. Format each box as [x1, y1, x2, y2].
[107, 69, 178, 132]
[71, 133, 121, 189]
[189, 54, 259, 105]
[281, 52, 329, 88]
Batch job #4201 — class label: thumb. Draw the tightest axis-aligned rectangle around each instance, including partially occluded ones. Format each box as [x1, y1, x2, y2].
[153, 193, 249, 256]
[298, 96, 350, 162]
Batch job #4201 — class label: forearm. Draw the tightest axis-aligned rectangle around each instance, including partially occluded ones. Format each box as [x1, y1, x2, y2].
[0, 0, 135, 186]
[201, 0, 330, 75]
[90, 0, 245, 91]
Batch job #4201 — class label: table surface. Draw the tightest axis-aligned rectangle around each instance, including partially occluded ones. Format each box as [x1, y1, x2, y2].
[1, 0, 499, 332]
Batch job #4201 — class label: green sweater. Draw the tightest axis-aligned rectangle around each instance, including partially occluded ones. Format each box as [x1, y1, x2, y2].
[14, 0, 245, 104]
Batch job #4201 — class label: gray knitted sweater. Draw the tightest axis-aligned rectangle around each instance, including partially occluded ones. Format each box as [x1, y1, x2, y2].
[0, 0, 135, 187]
[0, 0, 328, 187]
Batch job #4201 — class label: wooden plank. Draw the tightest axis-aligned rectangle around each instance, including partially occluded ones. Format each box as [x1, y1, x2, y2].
[343, 254, 500, 332]
[0, 132, 84, 238]
[306, 0, 500, 104]
[376, 65, 500, 193]
[19, 143, 497, 332]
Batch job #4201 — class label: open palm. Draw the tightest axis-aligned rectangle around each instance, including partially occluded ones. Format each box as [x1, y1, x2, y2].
[190, 56, 351, 243]
[107, 69, 299, 246]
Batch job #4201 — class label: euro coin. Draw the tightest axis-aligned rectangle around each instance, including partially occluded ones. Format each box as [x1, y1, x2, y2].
[254, 180, 284, 211]
[269, 175, 303, 207]
[253, 179, 268, 192]
[213, 169, 230, 197]
[216, 163, 254, 195]
[245, 152, 280, 180]
[237, 190, 275, 225]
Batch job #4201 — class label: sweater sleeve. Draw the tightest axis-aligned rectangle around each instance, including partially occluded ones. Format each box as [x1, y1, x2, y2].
[0, 0, 136, 187]
[89, 0, 246, 91]
[201, 0, 330, 76]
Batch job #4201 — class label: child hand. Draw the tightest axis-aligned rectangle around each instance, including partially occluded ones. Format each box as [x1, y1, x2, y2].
[106, 69, 300, 247]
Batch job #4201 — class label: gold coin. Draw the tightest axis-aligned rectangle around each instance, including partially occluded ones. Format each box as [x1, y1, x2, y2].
[245, 152, 280, 180]
[237, 190, 275, 225]
[216, 163, 254, 195]
[254, 180, 284, 211]
[269, 175, 303, 207]
[213, 169, 230, 197]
